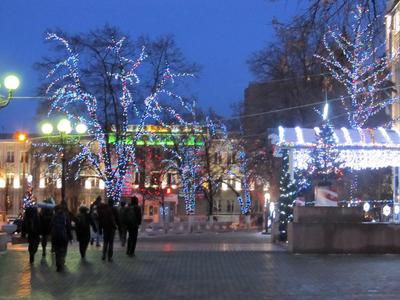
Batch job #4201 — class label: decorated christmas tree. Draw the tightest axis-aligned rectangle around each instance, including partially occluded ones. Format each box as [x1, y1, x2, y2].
[278, 150, 297, 241]
[308, 120, 342, 184]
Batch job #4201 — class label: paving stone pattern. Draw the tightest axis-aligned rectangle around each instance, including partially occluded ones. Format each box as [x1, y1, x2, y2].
[0, 232, 399, 300]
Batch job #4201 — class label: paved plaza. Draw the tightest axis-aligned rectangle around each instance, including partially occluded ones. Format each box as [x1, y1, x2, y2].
[0, 231, 399, 299]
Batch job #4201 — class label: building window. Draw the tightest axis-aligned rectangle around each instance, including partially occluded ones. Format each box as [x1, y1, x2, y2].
[227, 152, 236, 165]
[213, 152, 222, 164]
[20, 152, 29, 163]
[6, 151, 14, 163]
[149, 206, 154, 216]
[151, 172, 160, 185]
[394, 11, 400, 33]
[6, 174, 14, 186]
[134, 172, 140, 185]
[167, 173, 172, 185]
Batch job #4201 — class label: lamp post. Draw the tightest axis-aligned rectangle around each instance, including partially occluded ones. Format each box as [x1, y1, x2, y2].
[0, 75, 20, 109]
[41, 119, 87, 205]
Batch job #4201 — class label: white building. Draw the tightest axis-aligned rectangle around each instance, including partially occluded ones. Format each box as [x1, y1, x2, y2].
[0, 134, 31, 219]
[387, 0, 400, 125]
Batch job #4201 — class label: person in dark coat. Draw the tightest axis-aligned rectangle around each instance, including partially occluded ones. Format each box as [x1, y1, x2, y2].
[97, 199, 119, 262]
[75, 205, 97, 259]
[89, 196, 102, 247]
[39, 204, 54, 257]
[118, 200, 128, 247]
[126, 196, 142, 257]
[51, 204, 72, 272]
[22, 206, 41, 264]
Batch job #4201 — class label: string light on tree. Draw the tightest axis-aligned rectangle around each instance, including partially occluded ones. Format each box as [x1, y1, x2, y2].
[44, 32, 194, 203]
[308, 112, 343, 183]
[315, 5, 399, 128]
[278, 150, 297, 241]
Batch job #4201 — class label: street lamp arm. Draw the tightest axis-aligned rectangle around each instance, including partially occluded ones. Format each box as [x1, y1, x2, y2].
[0, 90, 13, 109]
[0, 75, 20, 109]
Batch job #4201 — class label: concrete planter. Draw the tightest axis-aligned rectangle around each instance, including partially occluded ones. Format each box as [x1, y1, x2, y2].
[288, 206, 400, 253]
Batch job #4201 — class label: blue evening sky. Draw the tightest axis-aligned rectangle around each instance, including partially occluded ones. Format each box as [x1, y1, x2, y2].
[0, 0, 301, 133]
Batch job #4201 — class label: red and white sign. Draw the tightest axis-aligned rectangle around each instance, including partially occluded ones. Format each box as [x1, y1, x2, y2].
[315, 186, 338, 207]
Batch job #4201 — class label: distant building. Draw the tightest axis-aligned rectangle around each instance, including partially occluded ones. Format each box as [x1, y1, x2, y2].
[0, 127, 267, 222]
[0, 134, 31, 218]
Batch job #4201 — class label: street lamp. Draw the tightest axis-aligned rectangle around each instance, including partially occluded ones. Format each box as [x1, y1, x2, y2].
[41, 118, 87, 205]
[0, 75, 20, 109]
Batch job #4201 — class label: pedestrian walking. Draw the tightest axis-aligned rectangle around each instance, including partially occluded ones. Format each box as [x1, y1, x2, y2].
[126, 196, 142, 257]
[22, 206, 41, 264]
[51, 204, 72, 272]
[118, 200, 128, 247]
[39, 198, 55, 257]
[75, 205, 97, 259]
[90, 196, 102, 247]
[98, 199, 119, 262]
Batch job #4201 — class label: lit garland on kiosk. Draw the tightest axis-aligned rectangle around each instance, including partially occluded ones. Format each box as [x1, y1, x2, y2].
[274, 127, 400, 170]
[44, 32, 194, 203]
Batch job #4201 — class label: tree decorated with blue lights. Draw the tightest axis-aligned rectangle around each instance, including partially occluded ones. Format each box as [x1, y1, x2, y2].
[43, 27, 196, 203]
[236, 150, 252, 215]
[315, 4, 397, 129]
[162, 129, 203, 215]
[278, 150, 297, 241]
[196, 116, 233, 218]
[227, 145, 267, 215]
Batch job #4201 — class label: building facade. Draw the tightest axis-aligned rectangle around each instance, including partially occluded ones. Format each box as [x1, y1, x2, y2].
[0, 134, 31, 219]
[0, 129, 267, 223]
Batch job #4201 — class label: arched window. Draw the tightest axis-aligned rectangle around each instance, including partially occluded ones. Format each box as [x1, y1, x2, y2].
[149, 206, 154, 216]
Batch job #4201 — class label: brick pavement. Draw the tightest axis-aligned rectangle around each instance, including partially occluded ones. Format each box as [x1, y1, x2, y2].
[0, 232, 399, 299]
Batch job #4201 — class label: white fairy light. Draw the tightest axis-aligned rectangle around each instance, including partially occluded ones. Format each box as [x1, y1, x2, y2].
[295, 126, 304, 144]
[383, 205, 391, 217]
[278, 126, 285, 143]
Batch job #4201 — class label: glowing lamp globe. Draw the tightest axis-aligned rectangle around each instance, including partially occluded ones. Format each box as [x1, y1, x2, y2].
[57, 119, 72, 134]
[383, 205, 391, 217]
[17, 133, 27, 142]
[395, 205, 400, 215]
[4, 75, 20, 90]
[363, 202, 370, 213]
[41, 123, 53, 135]
[75, 123, 87, 134]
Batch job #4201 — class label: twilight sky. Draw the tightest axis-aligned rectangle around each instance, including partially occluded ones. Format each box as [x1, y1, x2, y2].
[0, 0, 301, 133]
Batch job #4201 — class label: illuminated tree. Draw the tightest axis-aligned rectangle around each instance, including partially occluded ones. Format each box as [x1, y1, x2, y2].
[315, 5, 397, 128]
[43, 28, 195, 203]
[308, 120, 342, 183]
[162, 130, 203, 215]
[278, 150, 297, 241]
